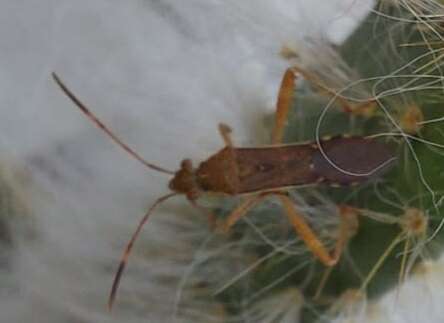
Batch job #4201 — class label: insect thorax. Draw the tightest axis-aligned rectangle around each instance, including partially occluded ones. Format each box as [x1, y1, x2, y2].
[195, 147, 240, 195]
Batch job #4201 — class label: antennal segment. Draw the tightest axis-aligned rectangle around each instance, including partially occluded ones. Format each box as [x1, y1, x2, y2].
[52, 72, 175, 175]
[108, 192, 178, 310]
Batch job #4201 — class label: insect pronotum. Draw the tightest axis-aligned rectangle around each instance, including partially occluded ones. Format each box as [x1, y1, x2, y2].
[51, 68, 395, 310]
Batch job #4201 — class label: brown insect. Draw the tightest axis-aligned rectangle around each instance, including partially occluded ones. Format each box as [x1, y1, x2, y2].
[51, 68, 395, 310]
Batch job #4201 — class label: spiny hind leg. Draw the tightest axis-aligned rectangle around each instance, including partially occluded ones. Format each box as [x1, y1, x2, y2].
[272, 68, 297, 144]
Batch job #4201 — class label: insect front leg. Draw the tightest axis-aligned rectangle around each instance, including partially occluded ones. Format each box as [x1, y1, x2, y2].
[218, 123, 234, 148]
[272, 68, 296, 144]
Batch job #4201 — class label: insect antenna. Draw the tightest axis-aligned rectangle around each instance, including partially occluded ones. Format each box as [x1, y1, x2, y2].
[108, 192, 178, 310]
[51, 72, 175, 175]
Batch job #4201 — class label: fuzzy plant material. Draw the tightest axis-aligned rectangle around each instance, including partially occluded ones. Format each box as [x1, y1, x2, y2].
[0, 161, 33, 255]
[2, 0, 444, 323]
[0, 156, 38, 320]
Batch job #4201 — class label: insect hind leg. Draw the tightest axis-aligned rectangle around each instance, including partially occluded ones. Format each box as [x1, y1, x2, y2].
[289, 65, 376, 117]
[276, 195, 359, 267]
[220, 191, 359, 269]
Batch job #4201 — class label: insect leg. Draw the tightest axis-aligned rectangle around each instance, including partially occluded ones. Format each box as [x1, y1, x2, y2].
[289, 65, 376, 117]
[336, 97, 376, 117]
[276, 194, 337, 266]
[333, 205, 359, 263]
[276, 196, 359, 267]
[217, 123, 240, 182]
[218, 123, 234, 148]
[272, 68, 296, 144]
[314, 205, 359, 298]
[189, 198, 218, 230]
[218, 193, 271, 233]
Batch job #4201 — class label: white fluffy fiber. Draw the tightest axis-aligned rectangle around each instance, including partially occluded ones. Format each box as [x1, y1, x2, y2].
[6, 1, 443, 322]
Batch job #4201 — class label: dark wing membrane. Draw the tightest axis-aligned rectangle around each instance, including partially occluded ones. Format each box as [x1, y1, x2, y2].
[312, 137, 395, 185]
